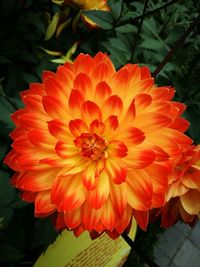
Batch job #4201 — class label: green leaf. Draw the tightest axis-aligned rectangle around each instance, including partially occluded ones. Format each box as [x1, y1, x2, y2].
[140, 38, 164, 50]
[0, 244, 24, 262]
[0, 207, 14, 227]
[0, 56, 12, 64]
[108, 38, 129, 52]
[32, 217, 58, 250]
[0, 170, 16, 206]
[45, 12, 60, 40]
[83, 10, 114, 29]
[110, 0, 122, 20]
[115, 24, 137, 33]
[184, 108, 200, 144]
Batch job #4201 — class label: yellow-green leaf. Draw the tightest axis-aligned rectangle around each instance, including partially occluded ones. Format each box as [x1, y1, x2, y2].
[45, 12, 60, 40]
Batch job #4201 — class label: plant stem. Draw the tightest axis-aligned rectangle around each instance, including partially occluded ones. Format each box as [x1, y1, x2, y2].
[152, 13, 200, 78]
[130, 0, 149, 62]
[115, 0, 124, 24]
[121, 232, 159, 267]
[116, 0, 179, 26]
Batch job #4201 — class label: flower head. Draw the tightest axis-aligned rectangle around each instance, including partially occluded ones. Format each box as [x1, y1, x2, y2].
[64, 0, 110, 27]
[160, 145, 200, 227]
[4, 52, 192, 238]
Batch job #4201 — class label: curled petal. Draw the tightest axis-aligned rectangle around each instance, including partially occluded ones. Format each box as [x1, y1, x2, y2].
[106, 158, 127, 184]
[170, 117, 190, 133]
[91, 53, 115, 82]
[180, 190, 200, 215]
[15, 169, 59, 191]
[74, 54, 94, 75]
[69, 119, 88, 137]
[35, 191, 56, 216]
[125, 149, 156, 169]
[55, 140, 78, 158]
[82, 163, 99, 190]
[140, 66, 151, 79]
[74, 73, 93, 97]
[115, 205, 132, 234]
[134, 113, 172, 133]
[27, 129, 55, 148]
[21, 93, 44, 114]
[42, 95, 68, 119]
[101, 199, 116, 231]
[109, 181, 127, 218]
[132, 210, 149, 231]
[151, 87, 175, 101]
[108, 140, 128, 158]
[104, 115, 119, 138]
[103, 95, 123, 117]
[68, 89, 85, 118]
[82, 203, 102, 231]
[48, 119, 71, 140]
[52, 174, 86, 212]
[64, 208, 81, 229]
[134, 94, 152, 114]
[126, 170, 152, 210]
[90, 120, 105, 135]
[118, 127, 145, 145]
[81, 101, 102, 124]
[21, 191, 37, 202]
[87, 171, 110, 209]
[95, 81, 112, 103]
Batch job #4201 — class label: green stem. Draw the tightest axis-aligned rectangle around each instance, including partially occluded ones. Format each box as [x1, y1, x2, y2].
[116, 0, 179, 26]
[121, 232, 159, 267]
[115, 0, 124, 24]
[130, 0, 150, 62]
[152, 13, 200, 77]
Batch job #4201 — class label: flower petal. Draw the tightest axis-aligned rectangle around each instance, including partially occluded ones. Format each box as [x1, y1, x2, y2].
[15, 169, 59, 191]
[101, 198, 117, 231]
[103, 95, 123, 117]
[180, 190, 200, 215]
[126, 170, 152, 210]
[110, 181, 127, 218]
[82, 162, 99, 190]
[68, 89, 85, 118]
[132, 210, 149, 230]
[55, 140, 78, 158]
[73, 73, 93, 97]
[69, 119, 88, 137]
[106, 158, 127, 184]
[94, 81, 112, 103]
[35, 191, 56, 216]
[52, 174, 86, 212]
[42, 95, 68, 119]
[64, 208, 81, 229]
[107, 140, 128, 158]
[82, 203, 102, 231]
[87, 171, 110, 209]
[90, 120, 105, 135]
[48, 119, 71, 140]
[134, 113, 172, 133]
[81, 101, 102, 124]
[125, 149, 156, 169]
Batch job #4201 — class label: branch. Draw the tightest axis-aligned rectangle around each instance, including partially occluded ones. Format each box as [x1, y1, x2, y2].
[117, 0, 179, 27]
[152, 13, 200, 77]
[130, 0, 149, 61]
[121, 232, 159, 267]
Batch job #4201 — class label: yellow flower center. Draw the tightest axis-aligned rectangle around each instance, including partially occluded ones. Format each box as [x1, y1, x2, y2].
[74, 133, 107, 160]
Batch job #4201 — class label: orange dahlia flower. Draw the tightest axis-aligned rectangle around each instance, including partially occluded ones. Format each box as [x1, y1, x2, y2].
[4, 52, 192, 238]
[160, 145, 200, 227]
[64, 0, 110, 27]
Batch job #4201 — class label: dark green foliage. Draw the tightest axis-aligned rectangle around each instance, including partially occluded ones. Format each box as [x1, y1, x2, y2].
[124, 222, 165, 267]
[0, 0, 200, 266]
